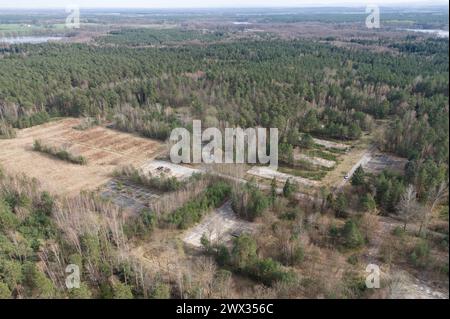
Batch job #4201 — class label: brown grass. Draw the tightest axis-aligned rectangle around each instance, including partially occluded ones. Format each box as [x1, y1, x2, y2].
[0, 118, 166, 196]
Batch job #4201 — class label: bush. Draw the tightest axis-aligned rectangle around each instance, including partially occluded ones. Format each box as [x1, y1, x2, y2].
[287, 245, 304, 266]
[124, 209, 156, 238]
[410, 240, 430, 268]
[351, 166, 365, 186]
[0, 281, 11, 298]
[0, 200, 19, 231]
[68, 282, 93, 299]
[0, 121, 16, 139]
[334, 193, 348, 217]
[282, 178, 298, 198]
[14, 111, 50, 129]
[347, 254, 359, 265]
[251, 258, 290, 286]
[112, 281, 134, 299]
[392, 226, 405, 237]
[166, 181, 231, 229]
[342, 220, 364, 249]
[343, 271, 367, 298]
[216, 244, 231, 267]
[151, 282, 171, 299]
[0, 259, 23, 291]
[299, 133, 315, 149]
[210, 234, 296, 286]
[114, 166, 184, 192]
[232, 182, 268, 221]
[23, 262, 56, 298]
[33, 140, 87, 165]
[360, 193, 376, 212]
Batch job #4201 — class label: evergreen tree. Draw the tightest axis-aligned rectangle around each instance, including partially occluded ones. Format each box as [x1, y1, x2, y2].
[351, 166, 365, 186]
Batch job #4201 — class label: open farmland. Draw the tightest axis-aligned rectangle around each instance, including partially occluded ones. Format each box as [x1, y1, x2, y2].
[0, 118, 166, 195]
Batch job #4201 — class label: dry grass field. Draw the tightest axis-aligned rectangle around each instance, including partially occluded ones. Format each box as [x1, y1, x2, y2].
[0, 118, 166, 195]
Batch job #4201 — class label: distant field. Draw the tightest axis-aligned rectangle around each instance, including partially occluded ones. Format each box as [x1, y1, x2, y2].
[0, 118, 165, 195]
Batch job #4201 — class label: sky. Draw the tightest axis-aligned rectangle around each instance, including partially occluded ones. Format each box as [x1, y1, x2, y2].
[0, 0, 448, 9]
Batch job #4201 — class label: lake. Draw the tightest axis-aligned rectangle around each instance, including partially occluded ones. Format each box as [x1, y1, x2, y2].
[0, 36, 63, 44]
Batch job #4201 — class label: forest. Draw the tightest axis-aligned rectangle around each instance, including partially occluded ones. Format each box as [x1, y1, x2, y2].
[0, 7, 448, 299]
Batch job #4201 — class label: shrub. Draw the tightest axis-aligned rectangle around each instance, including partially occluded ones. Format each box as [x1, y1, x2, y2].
[112, 281, 134, 299]
[282, 178, 298, 198]
[124, 209, 156, 238]
[251, 258, 290, 286]
[151, 282, 171, 299]
[360, 193, 376, 212]
[0, 200, 19, 231]
[0, 121, 16, 139]
[347, 254, 359, 265]
[393, 226, 405, 237]
[68, 283, 93, 299]
[232, 182, 268, 221]
[14, 111, 50, 129]
[342, 220, 364, 249]
[291, 246, 305, 266]
[0, 281, 11, 299]
[334, 193, 348, 217]
[23, 262, 56, 298]
[166, 181, 231, 229]
[33, 140, 87, 165]
[73, 117, 99, 131]
[114, 166, 184, 192]
[299, 133, 315, 149]
[410, 240, 430, 268]
[351, 166, 365, 186]
[230, 234, 258, 271]
[216, 244, 231, 267]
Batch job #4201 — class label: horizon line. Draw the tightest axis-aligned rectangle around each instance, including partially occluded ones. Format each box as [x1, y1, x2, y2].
[1, 4, 449, 10]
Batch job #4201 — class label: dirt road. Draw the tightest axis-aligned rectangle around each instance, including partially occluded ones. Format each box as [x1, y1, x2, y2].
[336, 146, 375, 189]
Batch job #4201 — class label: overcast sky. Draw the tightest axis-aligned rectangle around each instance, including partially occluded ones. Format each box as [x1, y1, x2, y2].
[0, 0, 448, 9]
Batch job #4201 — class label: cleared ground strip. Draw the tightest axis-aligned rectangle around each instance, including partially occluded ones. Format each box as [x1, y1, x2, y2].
[183, 201, 256, 247]
[313, 137, 349, 150]
[247, 166, 319, 187]
[140, 160, 200, 180]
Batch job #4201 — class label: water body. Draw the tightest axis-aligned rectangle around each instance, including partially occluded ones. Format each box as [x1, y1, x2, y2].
[404, 29, 449, 38]
[0, 36, 63, 44]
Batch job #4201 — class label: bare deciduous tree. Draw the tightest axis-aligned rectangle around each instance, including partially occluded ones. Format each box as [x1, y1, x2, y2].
[397, 185, 420, 231]
[419, 181, 448, 236]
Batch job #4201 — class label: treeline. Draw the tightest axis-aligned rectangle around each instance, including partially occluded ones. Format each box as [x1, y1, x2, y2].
[97, 28, 227, 46]
[1, 37, 447, 147]
[33, 140, 87, 165]
[0, 170, 133, 298]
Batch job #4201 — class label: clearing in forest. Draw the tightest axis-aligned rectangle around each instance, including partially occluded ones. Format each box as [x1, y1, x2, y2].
[0, 118, 165, 195]
[182, 201, 256, 248]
